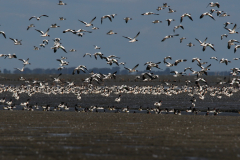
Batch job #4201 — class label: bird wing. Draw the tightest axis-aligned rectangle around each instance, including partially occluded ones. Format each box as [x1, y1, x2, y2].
[123, 36, 132, 40]
[232, 24, 237, 30]
[90, 17, 96, 23]
[0, 32, 6, 38]
[134, 32, 140, 39]
[45, 28, 50, 33]
[124, 67, 130, 71]
[35, 29, 44, 35]
[195, 38, 202, 44]
[29, 16, 36, 21]
[40, 15, 49, 18]
[132, 64, 139, 70]
[9, 38, 16, 42]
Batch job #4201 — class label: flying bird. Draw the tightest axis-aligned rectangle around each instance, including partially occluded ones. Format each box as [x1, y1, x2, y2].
[58, 1, 67, 5]
[79, 17, 96, 27]
[141, 12, 159, 15]
[101, 15, 112, 24]
[9, 38, 22, 45]
[19, 58, 31, 65]
[166, 19, 175, 26]
[106, 30, 117, 35]
[173, 24, 184, 32]
[35, 28, 50, 37]
[124, 64, 139, 73]
[29, 15, 48, 21]
[14, 66, 25, 72]
[0, 31, 6, 38]
[27, 24, 35, 30]
[200, 12, 215, 20]
[123, 31, 140, 43]
[180, 13, 193, 23]
[161, 34, 179, 42]
[225, 24, 238, 34]
[207, 2, 220, 8]
[124, 17, 132, 23]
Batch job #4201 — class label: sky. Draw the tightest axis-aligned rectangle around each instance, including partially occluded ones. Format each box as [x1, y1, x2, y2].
[0, 0, 240, 74]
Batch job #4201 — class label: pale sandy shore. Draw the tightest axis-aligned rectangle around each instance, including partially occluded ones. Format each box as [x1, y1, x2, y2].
[0, 111, 240, 160]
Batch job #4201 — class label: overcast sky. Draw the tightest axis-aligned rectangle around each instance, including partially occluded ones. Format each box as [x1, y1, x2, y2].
[0, 0, 239, 73]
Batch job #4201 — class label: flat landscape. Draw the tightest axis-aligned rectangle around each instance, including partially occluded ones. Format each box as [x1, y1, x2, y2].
[0, 74, 239, 159]
[0, 111, 240, 160]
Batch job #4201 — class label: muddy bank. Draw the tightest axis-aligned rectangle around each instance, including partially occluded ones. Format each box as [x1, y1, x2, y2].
[0, 111, 240, 159]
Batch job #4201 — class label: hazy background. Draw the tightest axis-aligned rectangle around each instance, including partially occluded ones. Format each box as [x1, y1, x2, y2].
[0, 0, 239, 74]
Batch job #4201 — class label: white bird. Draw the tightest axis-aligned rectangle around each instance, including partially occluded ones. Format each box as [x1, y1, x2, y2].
[219, 58, 231, 65]
[225, 24, 238, 34]
[154, 100, 162, 107]
[9, 38, 22, 45]
[124, 64, 139, 73]
[223, 22, 233, 28]
[43, 39, 49, 44]
[115, 95, 121, 103]
[156, 6, 165, 11]
[19, 58, 31, 65]
[29, 15, 48, 21]
[79, 17, 96, 27]
[93, 52, 104, 60]
[234, 45, 240, 53]
[166, 19, 175, 26]
[106, 30, 117, 35]
[35, 28, 50, 37]
[228, 39, 239, 49]
[204, 43, 215, 51]
[83, 53, 91, 58]
[0, 31, 6, 39]
[195, 37, 208, 48]
[92, 27, 99, 30]
[219, 13, 230, 17]
[180, 37, 186, 43]
[210, 57, 218, 61]
[15, 66, 25, 72]
[50, 23, 60, 28]
[187, 42, 195, 47]
[5, 54, 17, 59]
[72, 65, 88, 75]
[200, 12, 215, 20]
[101, 15, 112, 24]
[168, 8, 176, 13]
[152, 20, 162, 24]
[39, 44, 45, 48]
[69, 49, 76, 52]
[51, 41, 67, 53]
[173, 24, 184, 32]
[34, 46, 40, 50]
[207, 2, 220, 8]
[58, 0, 67, 5]
[59, 17, 66, 21]
[170, 71, 186, 77]
[124, 17, 132, 23]
[141, 12, 159, 15]
[123, 31, 140, 43]
[94, 45, 101, 49]
[27, 24, 35, 30]
[51, 73, 62, 83]
[180, 13, 193, 23]
[161, 34, 179, 42]
[221, 34, 228, 40]
[56, 59, 69, 66]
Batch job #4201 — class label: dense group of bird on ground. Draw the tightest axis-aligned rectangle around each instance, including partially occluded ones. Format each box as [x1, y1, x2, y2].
[0, 1, 240, 115]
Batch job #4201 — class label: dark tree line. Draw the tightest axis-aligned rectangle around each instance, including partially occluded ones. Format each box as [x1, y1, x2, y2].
[2, 67, 232, 76]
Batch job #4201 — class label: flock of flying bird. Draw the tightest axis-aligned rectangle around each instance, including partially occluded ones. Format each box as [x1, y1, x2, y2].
[0, 1, 240, 113]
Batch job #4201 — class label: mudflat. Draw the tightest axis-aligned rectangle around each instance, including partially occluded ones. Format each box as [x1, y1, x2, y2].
[0, 111, 240, 160]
